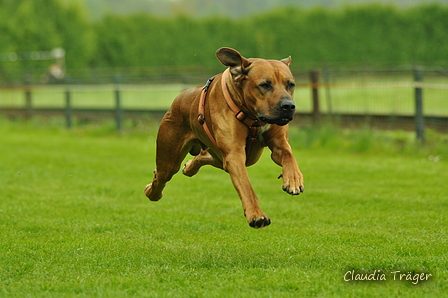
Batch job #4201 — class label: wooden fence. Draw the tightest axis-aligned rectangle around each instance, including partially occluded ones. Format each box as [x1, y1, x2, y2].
[1, 68, 448, 143]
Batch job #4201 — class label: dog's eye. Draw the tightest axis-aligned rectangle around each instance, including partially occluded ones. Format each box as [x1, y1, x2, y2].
[258, 82, 272, 91]
[287, 82, 296, 90]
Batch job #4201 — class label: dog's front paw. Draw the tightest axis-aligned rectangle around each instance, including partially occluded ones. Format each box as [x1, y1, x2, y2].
[278, 171, 304, 195]
[245, 211, 271, 228]
[249, 216, 271, 228]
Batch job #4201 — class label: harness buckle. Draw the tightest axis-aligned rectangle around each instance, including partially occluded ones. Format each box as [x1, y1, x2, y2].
[202, 77, 215, 91]
[198, 113, 205, 125]
[247, 125, 259, 142]
[235, 110, 247, 122]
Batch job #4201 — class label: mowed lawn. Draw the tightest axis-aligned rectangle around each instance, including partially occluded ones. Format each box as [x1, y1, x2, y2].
[0, 121, 447, 297]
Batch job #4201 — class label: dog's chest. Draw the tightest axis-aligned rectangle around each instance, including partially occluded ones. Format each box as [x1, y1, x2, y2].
[257, 124, 271, 143]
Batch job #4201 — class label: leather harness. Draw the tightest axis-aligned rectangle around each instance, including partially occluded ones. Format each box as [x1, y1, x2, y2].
[198, 68, 261, 159]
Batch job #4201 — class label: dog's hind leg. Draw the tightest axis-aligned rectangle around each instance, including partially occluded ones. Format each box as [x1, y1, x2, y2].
[144, 118, 194, 201]
[182, 149, 223, 177]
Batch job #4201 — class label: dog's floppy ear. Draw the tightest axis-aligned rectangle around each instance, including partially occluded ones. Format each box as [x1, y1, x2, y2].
[216, 47, 251, 81]
[280, 56, 292, 67]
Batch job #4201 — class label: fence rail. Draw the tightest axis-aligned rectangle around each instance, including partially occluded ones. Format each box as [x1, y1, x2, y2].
[1, 68, 448, 140]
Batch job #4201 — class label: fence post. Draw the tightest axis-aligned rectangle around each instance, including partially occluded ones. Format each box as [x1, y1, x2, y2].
[309, 70, 320, 124]
[24, 76, 32, 120]
[65, 88, 72, 129]
[414, 67, 424, 146]
[323, 64, 332, 118]
[114, 75, 122, 131]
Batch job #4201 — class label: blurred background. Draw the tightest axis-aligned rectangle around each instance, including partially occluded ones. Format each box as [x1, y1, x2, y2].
[0, 0, 447, 132]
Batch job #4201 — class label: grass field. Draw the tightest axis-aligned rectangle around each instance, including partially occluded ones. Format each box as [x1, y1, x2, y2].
[0, 119, 447, 297]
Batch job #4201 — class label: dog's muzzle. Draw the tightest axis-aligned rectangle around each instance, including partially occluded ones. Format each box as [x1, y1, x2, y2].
[258, 99, 295, 126]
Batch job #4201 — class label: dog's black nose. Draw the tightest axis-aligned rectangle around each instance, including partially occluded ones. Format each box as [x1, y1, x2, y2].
[280, 99, 295, 112]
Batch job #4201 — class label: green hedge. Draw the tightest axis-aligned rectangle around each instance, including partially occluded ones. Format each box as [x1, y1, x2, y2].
[1, 1, 448, 79]
[92, 4, 448, 68]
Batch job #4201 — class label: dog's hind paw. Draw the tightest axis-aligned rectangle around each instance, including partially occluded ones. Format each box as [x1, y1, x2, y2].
[248, 215, 271, 228]
[144, 183, 163, 201]
[182, 159, 199, 177]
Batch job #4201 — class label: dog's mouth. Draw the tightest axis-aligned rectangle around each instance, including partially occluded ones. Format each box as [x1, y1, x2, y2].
[257, 100, 295, 126]
[258, 115, 293, 126]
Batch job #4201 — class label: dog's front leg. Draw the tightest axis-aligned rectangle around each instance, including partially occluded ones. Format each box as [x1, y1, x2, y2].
[274, 145, 304, 195]
[222, 149, 271, 228]
[266, 128, 304, 195]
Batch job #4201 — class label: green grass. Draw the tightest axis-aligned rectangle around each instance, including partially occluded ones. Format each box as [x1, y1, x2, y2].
[0, 119, 447, 297]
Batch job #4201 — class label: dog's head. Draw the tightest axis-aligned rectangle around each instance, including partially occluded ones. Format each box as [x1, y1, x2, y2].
[216, 47, 295, 126]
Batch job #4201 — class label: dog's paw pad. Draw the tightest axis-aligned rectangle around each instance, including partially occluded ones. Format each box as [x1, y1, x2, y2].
[282, 185, 304, 195]
[249, 216, 271, 228]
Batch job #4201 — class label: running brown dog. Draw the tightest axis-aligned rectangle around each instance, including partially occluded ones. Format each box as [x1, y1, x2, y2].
[144, 47, 304, 228]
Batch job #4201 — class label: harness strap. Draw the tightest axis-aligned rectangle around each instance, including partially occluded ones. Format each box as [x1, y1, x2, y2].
[198, 69, 261, 160]
[221, 69, 261, 157]
[198, 76, 218, 147]
[221, 69, 260, 129]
